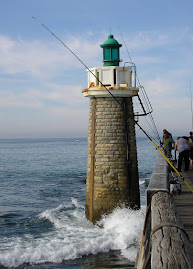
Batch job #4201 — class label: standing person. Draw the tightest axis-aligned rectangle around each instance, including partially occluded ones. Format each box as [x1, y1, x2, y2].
[189, 132, 193, 169]
[162, 130, 174, 158]
[175, 136, 190, 172]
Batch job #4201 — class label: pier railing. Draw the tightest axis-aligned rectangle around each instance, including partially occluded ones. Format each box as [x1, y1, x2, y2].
[136, 149, 193, 269]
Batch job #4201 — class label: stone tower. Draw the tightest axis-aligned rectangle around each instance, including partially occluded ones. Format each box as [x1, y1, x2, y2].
[82, 34, 140, 223]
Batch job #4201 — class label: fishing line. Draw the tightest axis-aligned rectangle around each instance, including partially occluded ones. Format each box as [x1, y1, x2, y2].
[33, 19, 161, 153]
[33, 18, 193, 193]
[32, 17, 135, 171]
[33, 18, 154, 145]
[32, 16, 123, 108]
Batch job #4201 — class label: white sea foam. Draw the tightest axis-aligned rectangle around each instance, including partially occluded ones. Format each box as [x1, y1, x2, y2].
[139, 180, 146, 185]
[98, 206, 145, 260]
[0, 199, 145, 268]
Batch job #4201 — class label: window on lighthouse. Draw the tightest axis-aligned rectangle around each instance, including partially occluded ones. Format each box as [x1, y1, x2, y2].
[104, 48, 110, 60]
[112, 48, 118, 60]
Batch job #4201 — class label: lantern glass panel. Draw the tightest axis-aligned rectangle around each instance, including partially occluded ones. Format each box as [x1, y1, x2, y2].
[104, 48, 110, 60]
[112, 48, 118, 60]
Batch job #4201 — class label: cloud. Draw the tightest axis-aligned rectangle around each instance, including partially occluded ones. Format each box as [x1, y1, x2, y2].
[0, 36, 60, 78]
[0, 83, 87, 109]
[122, 27, 190, 52]
[134, 64, 193, 137]
[0, 33, 98, 112]
[0, 89, 43, 108]
[144, 77, 177, 97]
[0, 34, 101, 79]
[45, 83, 88, 106]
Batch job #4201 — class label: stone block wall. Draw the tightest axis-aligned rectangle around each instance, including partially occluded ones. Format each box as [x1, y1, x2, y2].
[85, 97, 140, 222]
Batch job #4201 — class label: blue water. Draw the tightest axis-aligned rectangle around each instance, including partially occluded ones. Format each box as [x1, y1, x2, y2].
[0, 137, 157, 269]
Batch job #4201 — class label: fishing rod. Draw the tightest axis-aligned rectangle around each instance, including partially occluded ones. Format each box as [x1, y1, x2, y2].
[135, 121, 193, 193]
[32, 17, 134, 165]
[32, 17, 152, 120]
[32, 16, 123, 108]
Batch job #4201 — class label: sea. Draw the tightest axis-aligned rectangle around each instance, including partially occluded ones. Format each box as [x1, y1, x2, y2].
[0, 137, 158, 269]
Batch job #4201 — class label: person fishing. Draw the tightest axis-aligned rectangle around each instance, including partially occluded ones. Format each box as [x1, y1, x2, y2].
[175, 136, 190, 172]
[162, 130, 175, 158]
[189, 132, 193, 169]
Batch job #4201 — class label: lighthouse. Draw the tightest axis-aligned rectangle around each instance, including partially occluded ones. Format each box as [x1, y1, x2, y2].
[82, 34, 140, 223]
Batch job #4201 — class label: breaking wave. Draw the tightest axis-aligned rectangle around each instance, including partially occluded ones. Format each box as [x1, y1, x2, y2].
[0, 198, 145, 268]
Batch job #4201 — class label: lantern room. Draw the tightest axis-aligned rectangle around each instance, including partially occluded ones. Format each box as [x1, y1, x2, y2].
[82, 34, 139, 98]
[100, 34, 122, 66]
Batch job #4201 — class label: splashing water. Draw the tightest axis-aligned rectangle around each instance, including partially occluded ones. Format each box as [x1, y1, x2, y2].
[0, 199, 145, 268]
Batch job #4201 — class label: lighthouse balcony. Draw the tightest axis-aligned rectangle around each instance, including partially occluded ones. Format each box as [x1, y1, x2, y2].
[82, 66, 139, 98]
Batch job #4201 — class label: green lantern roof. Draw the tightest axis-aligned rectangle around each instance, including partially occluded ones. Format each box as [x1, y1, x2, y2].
[100, 34, 122, 48]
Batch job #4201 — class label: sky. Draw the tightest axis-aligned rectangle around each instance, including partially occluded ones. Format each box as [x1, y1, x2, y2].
[1, 0, 193, 139]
